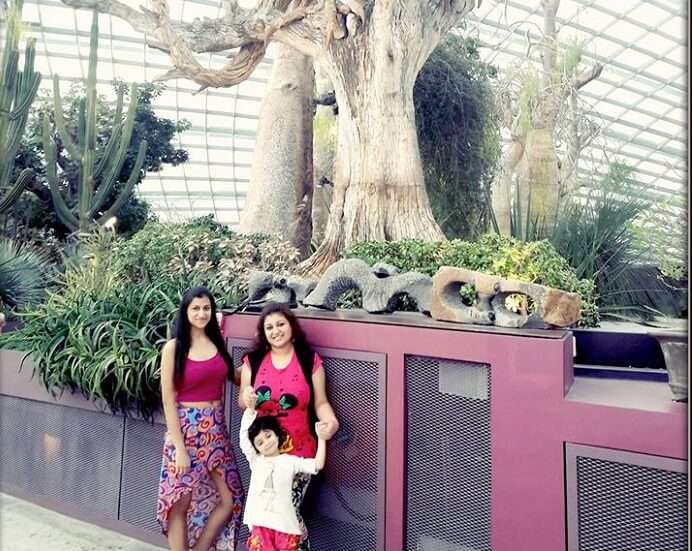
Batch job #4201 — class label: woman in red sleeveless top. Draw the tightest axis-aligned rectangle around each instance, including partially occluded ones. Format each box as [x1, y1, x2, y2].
[239, 302, 339, 551]
[157, 287, 244, 551]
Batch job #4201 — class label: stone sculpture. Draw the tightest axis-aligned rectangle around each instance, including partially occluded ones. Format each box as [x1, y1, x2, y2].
[302, 258, 432, 314]
[431, 266, 581, 328]
[245, 262, 581, 330]
[247, 270, 317, 308]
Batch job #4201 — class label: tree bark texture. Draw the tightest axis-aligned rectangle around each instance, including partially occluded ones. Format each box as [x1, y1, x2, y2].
[311, 62, 336, 248]
[300, 0, 475, 274]
[62, 0, 477, 272]
[239, 43, 314, 255]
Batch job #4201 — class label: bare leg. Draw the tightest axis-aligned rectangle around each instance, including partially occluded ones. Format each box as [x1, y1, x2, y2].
[167, 492, 192, 551]
[191, 469, 235, 551]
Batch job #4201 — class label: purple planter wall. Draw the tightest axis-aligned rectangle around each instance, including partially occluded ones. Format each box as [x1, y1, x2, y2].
[224, 310, 687, 551]
[0, 309, 686, 551]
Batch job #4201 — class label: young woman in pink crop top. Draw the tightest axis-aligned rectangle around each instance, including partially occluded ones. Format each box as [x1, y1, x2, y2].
[157, 286, 244, 551]
[238, 302, 339, 551]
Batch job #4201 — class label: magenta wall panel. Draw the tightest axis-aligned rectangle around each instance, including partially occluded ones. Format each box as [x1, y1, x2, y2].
[223, 311, 687, 551]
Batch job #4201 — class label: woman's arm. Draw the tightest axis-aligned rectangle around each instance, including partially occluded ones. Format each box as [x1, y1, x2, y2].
[232, 364, 242, 386]
[160, 340, 190, 473]
[312, 365, 340, 440]
[237, 361, 256, 409]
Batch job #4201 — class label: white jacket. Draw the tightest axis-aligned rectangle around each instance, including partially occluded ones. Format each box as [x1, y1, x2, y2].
[240, 409, 317, 535]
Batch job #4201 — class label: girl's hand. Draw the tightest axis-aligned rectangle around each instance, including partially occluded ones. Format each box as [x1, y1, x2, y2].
[174, 446, 191, 475]
[315, 422, 329, 440]
[316, 418, 339, 440]
[242, 386, 257, 410]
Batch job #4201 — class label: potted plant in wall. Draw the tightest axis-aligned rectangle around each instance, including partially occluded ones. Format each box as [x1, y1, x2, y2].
[646, 317, 688, 402]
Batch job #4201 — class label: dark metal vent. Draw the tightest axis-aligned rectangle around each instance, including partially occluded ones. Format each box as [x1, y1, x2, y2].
[574, 454, 688, 551]
[405, 355, 492, 551]
[119, 417, 166, 533]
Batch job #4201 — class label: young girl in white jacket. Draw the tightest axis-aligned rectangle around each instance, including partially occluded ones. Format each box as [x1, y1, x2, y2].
[240, 394, 327, 550]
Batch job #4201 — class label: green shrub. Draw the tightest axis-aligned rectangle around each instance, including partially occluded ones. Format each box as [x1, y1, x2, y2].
[0, 239, 52, 315]
[0, 278, 176, 419]
[345, 233, 599, 326]
[113, 216, 299, 305]
[0, 218, 300, 416]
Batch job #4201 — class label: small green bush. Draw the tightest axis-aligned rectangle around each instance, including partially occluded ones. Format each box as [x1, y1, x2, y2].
[0, 239, 52, 316]
[345, 233, 599, 327]
[0, 278, 177, 419]
[114, 216, 299, 305]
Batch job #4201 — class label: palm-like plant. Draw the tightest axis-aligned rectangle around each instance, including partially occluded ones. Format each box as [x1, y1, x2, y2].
[0, 238, 51, 312]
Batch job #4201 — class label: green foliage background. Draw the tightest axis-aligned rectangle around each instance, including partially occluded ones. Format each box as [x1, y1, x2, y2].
[415, 35, 501, 239]
[345, 233, 599, 327]
[6, 81, 189, 238]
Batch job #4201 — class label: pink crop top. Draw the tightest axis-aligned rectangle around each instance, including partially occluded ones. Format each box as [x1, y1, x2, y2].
[177, 352, 227, 402]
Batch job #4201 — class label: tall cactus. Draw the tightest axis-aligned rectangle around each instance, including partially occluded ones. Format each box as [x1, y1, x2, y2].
[0, 0, 42, 214]
[42, 9, 147, 233]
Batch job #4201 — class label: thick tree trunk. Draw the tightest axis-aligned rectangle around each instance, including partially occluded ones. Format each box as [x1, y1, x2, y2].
[239, 43, 313, 254]
[522, 127, 560, 228]
[301, 82, 444, 273]
[300, 6, 446, 274]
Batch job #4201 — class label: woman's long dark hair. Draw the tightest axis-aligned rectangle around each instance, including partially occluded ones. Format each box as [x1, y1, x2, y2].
[172, 286, 233, 388]
[246, 302, 318, 436]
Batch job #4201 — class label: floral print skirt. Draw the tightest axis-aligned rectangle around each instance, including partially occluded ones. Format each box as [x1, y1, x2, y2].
[157, 404, 244, 551]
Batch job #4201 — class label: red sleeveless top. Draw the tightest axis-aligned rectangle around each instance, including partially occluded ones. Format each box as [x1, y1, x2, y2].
[177, 352, 227, 402]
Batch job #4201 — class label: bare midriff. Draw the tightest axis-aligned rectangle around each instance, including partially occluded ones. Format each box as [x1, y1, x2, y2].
[178, 400, 222, 408]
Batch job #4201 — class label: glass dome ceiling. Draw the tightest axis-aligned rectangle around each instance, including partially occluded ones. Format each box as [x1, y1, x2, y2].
[4, 0, 688, 254]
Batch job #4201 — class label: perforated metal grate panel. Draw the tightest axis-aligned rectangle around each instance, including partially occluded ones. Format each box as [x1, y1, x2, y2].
[119, 418, 167, 532]
[229, 345, 253, 547]
[575, 455, 688, 551]
[405, 355, 491, 551]
[0, 395, 124, 518]
[229, 345, 384, 551]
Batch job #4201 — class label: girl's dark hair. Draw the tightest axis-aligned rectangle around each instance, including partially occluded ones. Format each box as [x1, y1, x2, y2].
[172, 286, 233, 388]
[248, 414, 287, 452]
[245, 302, 318, 437]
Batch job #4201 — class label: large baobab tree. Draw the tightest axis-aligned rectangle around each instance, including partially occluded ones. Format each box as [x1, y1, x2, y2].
[238, 43, 314, 256]
[491, 0, 603, 237]
[60, 0, 479, 273]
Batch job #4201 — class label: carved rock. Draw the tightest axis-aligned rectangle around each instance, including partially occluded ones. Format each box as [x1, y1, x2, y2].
[302, 258, 432, 314]
[431, 266, 581, 328]
[247, 270, 317, 308]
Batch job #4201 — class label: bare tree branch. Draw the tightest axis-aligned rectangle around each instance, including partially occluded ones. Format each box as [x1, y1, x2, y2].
[61, 0, 369, 89]
[572, 63, 603, 90]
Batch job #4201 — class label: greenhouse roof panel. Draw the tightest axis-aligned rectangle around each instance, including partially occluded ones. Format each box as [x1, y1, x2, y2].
[3, 0, 687, 241]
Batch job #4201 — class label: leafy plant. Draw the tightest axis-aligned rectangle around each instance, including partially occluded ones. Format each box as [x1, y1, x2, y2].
[345, 233, 599, 326]
[0, 238, 51, 314]
[550, 162, 684, 319]
[0, 279, 175, 419]
[415, 35, 501, 239]
[114, 216, 300, 305]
